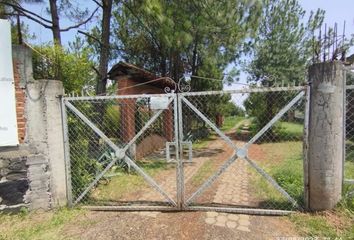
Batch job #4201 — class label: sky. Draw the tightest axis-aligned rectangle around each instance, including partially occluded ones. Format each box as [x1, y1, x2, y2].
[20, 0, 354, 105]
[22, 1, 354, 47]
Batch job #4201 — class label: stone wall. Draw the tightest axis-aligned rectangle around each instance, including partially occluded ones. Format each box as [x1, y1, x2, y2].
[0, 147, 29, 210]
[0, 46, 66, 211]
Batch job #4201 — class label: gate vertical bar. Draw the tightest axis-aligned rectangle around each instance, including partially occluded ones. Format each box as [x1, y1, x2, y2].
[177, 94, 185, 209]
[60, 97, 73, 206]
[173, 95, 181, 209]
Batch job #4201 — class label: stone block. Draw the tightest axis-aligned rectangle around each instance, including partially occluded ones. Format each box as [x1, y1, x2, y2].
[0, 159, 9, 169]
[6, 171, 27, 180]
[0, 179, 28, 205]
[8, 157, 26, 171]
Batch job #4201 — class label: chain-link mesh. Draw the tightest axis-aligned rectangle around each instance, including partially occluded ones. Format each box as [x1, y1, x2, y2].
[63, 87, 308, 211]
[180, 87, 306, 211]
[345, 82, 354, 198]
[65, 95, 178, 206]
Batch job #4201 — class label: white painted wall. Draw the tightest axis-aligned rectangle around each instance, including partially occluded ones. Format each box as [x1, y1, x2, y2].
[0, 20, 19, 146]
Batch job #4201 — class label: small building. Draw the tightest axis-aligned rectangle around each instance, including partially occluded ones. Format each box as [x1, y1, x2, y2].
[108, 62, 175, 159]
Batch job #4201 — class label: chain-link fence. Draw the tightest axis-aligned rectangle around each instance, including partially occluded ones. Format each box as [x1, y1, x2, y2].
[179, 86, 306, 211]
[63, 94, 178, 207]
[61, 83, 354, 212]
[345, 68, 354, 198]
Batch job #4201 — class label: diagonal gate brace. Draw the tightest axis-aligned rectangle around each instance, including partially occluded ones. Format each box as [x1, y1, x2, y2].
[182, 91, 305, 208]
[65, 99, 177, 206]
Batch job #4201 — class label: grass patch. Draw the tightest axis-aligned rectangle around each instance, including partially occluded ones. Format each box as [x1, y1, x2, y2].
[289, 209, 354, 239]
[191, 160, 214, 186]
[273, 121, 303, 140]
[289, 213, 339, 238]
[249, 120, 303, 141]
[0, 208, 84, 240]
[220, 116, 244, 132]
[249, 141, 303, 208]
[250, 140, 353, 238]
[90, 160, 171, 202]
[345, 161, 354, 180]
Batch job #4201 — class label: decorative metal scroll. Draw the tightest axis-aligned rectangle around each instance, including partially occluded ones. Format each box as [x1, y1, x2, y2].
[164, 76, 191, 93]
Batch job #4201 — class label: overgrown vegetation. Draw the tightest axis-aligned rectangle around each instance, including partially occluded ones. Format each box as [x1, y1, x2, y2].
[250, 141, 303, 208]
[250, 139, 354, 239]
[0, 208, 84, 240]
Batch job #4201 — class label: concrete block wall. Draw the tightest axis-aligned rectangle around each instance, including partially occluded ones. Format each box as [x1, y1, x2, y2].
[0, 46, 66, 211]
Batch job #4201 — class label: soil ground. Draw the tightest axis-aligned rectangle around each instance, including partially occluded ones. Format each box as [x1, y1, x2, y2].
[61, 119, 300, 240]
[0, 119, 303, 240]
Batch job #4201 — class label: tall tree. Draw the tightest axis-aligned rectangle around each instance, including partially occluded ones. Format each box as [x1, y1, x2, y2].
[244, 0, 324, 132]
[114, 0, 262, 90]
[96, 0, 113, 95]
[247, 0, 324, 85]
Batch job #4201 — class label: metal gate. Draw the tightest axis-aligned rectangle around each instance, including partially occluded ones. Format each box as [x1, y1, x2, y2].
[62, 85, 307, 214]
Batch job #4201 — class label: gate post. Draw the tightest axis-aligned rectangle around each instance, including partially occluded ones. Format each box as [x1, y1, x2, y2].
[306, 62, 345, 211]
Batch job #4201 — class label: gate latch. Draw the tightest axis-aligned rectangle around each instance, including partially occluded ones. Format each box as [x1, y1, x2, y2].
[166, 141, 193, 163]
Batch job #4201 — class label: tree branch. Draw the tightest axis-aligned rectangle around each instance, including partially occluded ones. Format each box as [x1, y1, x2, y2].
[78, 30, 103, 45]
[0, 1, 52, 24]
[60, 7, 99, 32]
[17, 11, 52, 29]
[91, 0, 103, 8]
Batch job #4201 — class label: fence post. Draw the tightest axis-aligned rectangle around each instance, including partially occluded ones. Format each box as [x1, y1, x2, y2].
[306, 62, 345, 211]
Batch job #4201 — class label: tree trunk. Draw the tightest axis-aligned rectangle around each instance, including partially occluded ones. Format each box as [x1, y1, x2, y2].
[49, 0, 62, 81]
[89, 0, 113, 157]
[96, 0, 112, 95]
[16, 13, 23, 45]
[49, 0, 61, 45]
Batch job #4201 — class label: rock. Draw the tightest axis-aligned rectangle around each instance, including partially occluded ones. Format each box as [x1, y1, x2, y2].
[8, 157, 27, 171]
[0, 159, 9, 169]
[6, 171, 27, 181]
[0, 179, 28, 205]
[0, 168, 9, 177]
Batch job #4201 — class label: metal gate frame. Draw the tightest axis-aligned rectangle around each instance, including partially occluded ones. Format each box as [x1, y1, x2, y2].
[62, 86, 308, 214]
[62, 93, 183, 211]
[177, 86, 307, 215]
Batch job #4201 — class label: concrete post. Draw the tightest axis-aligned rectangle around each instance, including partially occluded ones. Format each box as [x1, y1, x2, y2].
[306, 62, 345, 211]
[26, 80, 66, 209]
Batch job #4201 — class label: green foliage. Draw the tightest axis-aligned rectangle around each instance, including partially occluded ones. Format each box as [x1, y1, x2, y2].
[115, 0, 262, 86]
[272, 156, 304, 203]
[245, 0, 323, 132]
[67, 114, 99, 200]
[341, 183, 354, 212]
[247, 0, 324, 85]
[274, 121, 303, 140]
[221, 102, 244, 117]
[32, 43, 95, 93]
[102, 104, 120, 138]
